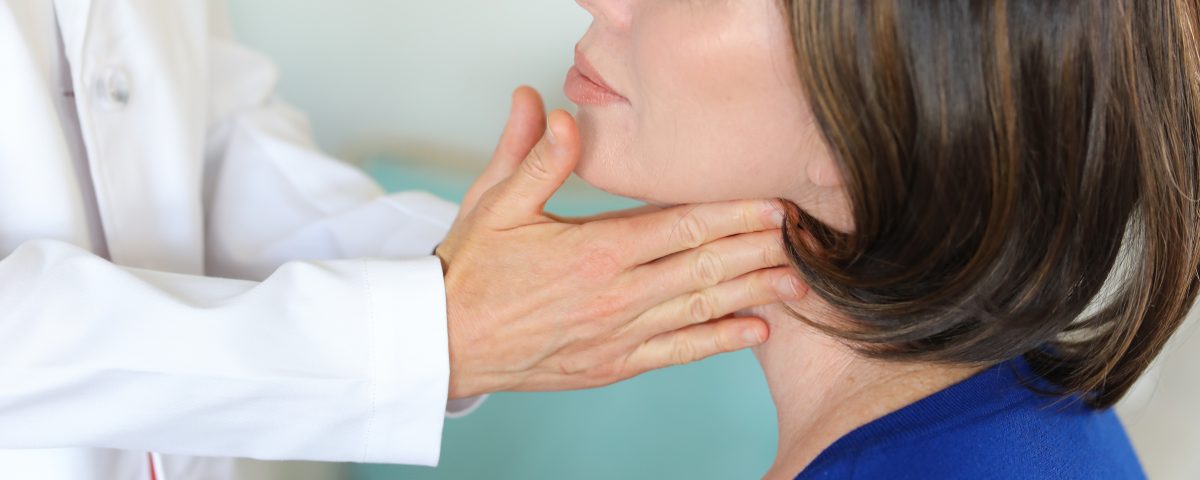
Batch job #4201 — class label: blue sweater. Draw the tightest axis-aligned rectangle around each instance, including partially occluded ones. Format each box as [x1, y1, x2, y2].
[795, 358, 1145, 479]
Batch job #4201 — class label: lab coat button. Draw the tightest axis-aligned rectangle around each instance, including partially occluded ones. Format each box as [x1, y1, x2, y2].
[92, 67, 132, 110]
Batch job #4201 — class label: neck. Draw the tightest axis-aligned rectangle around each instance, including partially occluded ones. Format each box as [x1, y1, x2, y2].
[750, 304, 977, 480]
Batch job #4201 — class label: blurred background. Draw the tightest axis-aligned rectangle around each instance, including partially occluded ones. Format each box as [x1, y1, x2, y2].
[224, 1, 1200, 479]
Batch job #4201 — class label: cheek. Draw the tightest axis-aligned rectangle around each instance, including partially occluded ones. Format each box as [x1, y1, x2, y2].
[575, 1, 821, 206]
[627, 5, 814, 204]
[574, 106, 656, 203]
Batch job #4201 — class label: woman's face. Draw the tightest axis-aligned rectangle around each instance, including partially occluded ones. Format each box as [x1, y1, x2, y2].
[568, 0, 846, 225]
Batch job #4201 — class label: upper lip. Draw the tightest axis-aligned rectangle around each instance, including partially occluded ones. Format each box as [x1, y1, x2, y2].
[574, 46, 624, 97]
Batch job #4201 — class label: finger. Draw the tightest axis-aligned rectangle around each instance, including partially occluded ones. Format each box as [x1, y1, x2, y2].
[491, 87, 548, 175]
[626, 266, 805, 339]
[480, 109, 580, 228]
[624, 317, 769, 373]
[631, 230, 792, 302]
[459, 87, 547, 215]
[597, 199, 787, 265]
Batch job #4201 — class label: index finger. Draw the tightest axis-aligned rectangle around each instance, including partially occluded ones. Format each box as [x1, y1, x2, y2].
[596, 199, 786, 265]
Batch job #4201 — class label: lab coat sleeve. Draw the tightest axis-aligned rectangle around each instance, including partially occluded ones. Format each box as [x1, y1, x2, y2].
[201, 10, 488, 424]
[198, 0, 490, 462]
[0, 239, 448, 465]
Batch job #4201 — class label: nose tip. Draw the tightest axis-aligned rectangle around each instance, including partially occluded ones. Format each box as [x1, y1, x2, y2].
[574, 0, 632, 31]
[575, 0, 597, 15]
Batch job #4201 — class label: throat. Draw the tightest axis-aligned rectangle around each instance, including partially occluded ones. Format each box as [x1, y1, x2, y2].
[750, 304, 978, 479]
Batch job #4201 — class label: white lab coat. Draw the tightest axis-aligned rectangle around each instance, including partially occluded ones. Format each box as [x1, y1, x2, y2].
[0, 0, 480, 478]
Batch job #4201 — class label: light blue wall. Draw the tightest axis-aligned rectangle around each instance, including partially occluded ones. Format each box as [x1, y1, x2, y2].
[224, 0, 587, 162]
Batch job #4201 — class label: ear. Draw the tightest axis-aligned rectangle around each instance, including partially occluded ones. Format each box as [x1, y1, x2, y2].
[805, 156, 844, 188]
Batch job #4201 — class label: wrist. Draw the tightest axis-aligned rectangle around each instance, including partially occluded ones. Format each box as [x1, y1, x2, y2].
[443, 274, 508, 399]
[446, 351, 510, 399]
[433, 243, 448, 274]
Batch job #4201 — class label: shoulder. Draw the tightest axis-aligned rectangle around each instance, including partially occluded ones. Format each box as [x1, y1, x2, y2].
[836, 400, 1144, 480]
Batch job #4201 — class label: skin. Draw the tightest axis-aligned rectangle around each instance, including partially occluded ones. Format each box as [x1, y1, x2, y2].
[571, 0, 851, 231]
[571, 0, 977, 476]
[439, 88, 812, 398]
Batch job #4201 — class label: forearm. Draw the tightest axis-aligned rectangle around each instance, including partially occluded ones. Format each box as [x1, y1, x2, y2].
[0, 240, 450, 464]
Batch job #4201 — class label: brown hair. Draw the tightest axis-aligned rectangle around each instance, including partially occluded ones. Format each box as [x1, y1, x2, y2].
[780, 0, 1200, 409]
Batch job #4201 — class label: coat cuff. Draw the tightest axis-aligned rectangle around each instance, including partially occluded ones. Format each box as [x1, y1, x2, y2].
[379, 191, 490, 421]
[446, 394, 488, 418]
[359, 256, 450, 466]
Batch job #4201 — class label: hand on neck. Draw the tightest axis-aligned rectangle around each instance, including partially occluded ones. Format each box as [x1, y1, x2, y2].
[747, 303, 979, 480]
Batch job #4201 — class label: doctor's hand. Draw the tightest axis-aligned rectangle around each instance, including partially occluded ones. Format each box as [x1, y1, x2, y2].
[436, 87, 807, 399]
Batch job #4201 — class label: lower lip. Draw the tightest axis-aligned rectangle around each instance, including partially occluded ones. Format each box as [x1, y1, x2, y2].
[564, 66, 628, 106]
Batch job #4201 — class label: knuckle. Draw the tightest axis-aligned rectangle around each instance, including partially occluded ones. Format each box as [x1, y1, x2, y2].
[584, 291, 629, 322]
[576, 279, 637, 324]
[740, 203, 760, 233]
[763, 236, 786, 267]
[521, 148, 553, 180]
[751, 269, 782, 299]
[474, 186, 505, 211]
[476, 199, 506, 221]
[687, 292, 715, 324]
[556, 357, 586, 376]
[692, 250, 725, 286]
[670, 340, 700, 367]
[714, 330, 739, 355]
[674, 211, 708, 249]
[761, 246, 777, 269]
[586, 362, 622, 384]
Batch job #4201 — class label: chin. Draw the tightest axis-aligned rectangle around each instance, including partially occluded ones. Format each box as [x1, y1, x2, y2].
[574, 152, 684, 207]
[574, 149, 738, 208]
[574, 111, 732, 206]
[574, 116, 656, 203]
[574, 145, 637, 199]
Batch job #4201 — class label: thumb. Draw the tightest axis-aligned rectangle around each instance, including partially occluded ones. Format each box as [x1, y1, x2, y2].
[459, 86, 546, 216]
[482, 109, 580, 228]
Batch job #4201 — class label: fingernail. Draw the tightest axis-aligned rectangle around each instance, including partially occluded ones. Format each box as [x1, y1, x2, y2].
[742, 328, 764, 345]
[768, 205, 785, 227]
[777, 275, 803, 299]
